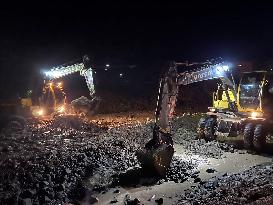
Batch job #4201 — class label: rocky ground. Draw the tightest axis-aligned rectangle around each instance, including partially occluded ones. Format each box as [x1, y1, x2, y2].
[0, 112, 272, 205]
[178, 163, 273, 205]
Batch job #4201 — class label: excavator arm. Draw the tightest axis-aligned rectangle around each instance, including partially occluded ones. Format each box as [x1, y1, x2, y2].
[137, 60, 236, 176]
[44, 55, 96, 96]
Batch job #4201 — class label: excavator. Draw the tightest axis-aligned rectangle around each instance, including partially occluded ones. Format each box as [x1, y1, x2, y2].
[38, 55, 98, 116]
[0, 55, 95, 131]
[136, 60, 273, 176]
[43, 55, 95, 96]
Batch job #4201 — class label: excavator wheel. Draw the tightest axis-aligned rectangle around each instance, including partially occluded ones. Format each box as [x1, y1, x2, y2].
[243, 123, 254, 149]
[204, 117, 217, 141]
[253, 124, 266, 152]
[197, 117, 208, 139]
[136, 143, 174, 177]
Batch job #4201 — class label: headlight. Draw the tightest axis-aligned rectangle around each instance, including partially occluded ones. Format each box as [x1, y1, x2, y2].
[250, 111, 263, 119]
[33, 109, 44, 116]
[251, 112, 258, 118]
[57, 82, 63, 88]
[210, 108, 216, 112]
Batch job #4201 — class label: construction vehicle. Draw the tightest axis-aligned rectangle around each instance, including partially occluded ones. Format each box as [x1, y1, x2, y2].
[43, 55, 100, 115]
[0, 81, 67, 131]
[43, 55, 95, 96]
[22, 54, 96, 117]
[137, 60, 273, 176]
[0, 55, 95, 131]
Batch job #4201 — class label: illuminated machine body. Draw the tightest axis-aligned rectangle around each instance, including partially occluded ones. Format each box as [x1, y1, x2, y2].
[206, 70, 273, 150]
[37, 55, 96, 116]
[44, 55, 95, 96]
[36, 81, 66, 116]
[137, 60, 273, 176]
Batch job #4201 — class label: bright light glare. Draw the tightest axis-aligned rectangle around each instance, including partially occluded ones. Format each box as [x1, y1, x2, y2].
[106, 64, 110, 67]
[57, 82, 62, 87]
[119, 73, 123, 77]
[216, 65, 229, 74]
[223, 65, 229, 71]
[58, 106, 65, 113]
[37, 109, 44, 116]
[216, 66, 223, 74]
[44, 70, 62, 78]
[251, 112, 258, 118]
[210, 108, 216, 112]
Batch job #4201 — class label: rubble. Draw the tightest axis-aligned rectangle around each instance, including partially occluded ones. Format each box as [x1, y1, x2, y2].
[125, 196, 140, 205]
[178, 164, 273, 204]
[155, 197, 163, 204]
[172, 115, 235, 159]
[1, 112, 272, 204]
[0, 113, 152, 204]
[71, 96, 100, 115]
[206, 168, 216, 173]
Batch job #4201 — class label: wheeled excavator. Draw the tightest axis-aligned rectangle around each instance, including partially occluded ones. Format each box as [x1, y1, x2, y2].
[137, 60, 273, 176]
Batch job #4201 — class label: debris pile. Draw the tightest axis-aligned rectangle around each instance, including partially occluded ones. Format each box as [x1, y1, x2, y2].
[71, 96, 100, 115]
[0, 114, 152, 204]
[0, 112, 265, 204]
[172, 114, 235, 159]
[178, 164, 273, 204]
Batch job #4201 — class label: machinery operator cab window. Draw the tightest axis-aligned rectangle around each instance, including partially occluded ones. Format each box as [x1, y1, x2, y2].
[240, 72, 264, 109]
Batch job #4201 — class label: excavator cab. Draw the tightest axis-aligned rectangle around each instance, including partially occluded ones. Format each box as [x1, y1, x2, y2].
[237, 71, 265, 115]
[235, 71, 273, 119]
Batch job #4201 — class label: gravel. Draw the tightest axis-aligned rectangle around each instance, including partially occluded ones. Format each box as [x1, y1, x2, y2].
[1, 112, 269, 205]
[0, 113, 200, 204]
[0, 114, 151, 204]
[178, 163, 273, 205]
[172, 114, 235, 159]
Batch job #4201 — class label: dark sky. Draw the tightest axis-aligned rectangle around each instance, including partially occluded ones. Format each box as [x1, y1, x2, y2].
[1, 2, 273, 97]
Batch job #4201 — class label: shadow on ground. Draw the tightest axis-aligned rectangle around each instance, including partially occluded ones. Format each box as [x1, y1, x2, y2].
[112, 167, 161, 188]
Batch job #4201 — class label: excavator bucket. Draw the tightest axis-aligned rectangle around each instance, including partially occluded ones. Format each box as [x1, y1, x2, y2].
[136, 142, 174, 177]
[135, 62, 177, 176]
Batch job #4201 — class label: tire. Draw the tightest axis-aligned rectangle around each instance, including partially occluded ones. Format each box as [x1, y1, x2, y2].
[197, 117, 208, 139]
[253, 124, 266, 152]
[204, 118, 217, 141]
[243, 123, 254, 149]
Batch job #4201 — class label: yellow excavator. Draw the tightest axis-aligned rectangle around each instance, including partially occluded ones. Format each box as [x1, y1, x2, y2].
[0, 56, 93, 131]
[137, 60, 273, 176]
[0, 80, 67, 130]
[28, 55, 95, 117]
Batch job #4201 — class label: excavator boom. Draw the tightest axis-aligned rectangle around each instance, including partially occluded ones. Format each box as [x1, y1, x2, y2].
[44, 55, 95, 96]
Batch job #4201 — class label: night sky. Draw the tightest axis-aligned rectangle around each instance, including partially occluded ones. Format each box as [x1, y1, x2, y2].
[1, 2, 273, 99]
